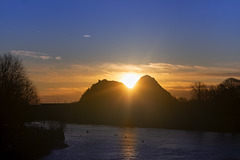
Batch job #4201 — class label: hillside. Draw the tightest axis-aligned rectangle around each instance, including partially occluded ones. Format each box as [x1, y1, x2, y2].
[77, 75, 175, 126]
[79, 75, 174, 108]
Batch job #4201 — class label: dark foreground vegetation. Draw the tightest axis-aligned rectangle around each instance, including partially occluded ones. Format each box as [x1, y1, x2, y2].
[0, 121, 66, 160]
[0, 54, 66, 160]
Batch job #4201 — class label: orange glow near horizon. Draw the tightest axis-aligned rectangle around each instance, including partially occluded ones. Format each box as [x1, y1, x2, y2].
[120, 73, 141, 89]
[25, 61, 236, 103]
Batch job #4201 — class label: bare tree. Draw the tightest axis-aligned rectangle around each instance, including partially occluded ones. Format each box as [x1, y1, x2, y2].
[190, 82, 208, 102]
[0, 54, 39, 107]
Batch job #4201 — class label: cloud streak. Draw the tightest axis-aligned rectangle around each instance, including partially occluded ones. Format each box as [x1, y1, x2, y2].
[10, 50, 62, 61]
[82, 34, 91, 38]
[27, 61, 240, 84]
[55, 56, 62, 60]
[71, 62, 240, 78]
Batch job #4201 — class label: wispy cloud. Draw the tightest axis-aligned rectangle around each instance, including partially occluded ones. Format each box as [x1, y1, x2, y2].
[55, 56, 62, 60]
[11, 50, 51, 60]
[10, 50, 62, 61]
[69, 62, 240, 85]
[82, 34, 91, 38]
[71, 62, 229, 73]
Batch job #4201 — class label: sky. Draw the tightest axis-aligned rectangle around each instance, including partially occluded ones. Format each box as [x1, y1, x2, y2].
[1, 0, 240, 103]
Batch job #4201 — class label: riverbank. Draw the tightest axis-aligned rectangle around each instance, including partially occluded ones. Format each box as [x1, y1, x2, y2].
[0, 122, 67, 160]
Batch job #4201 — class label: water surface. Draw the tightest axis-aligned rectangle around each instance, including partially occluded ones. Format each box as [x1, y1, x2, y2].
[41, 124, 240, 160]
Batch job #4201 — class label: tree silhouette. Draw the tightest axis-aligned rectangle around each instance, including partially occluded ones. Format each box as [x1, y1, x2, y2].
[190, 82, 208, 103]
[222, 78, 240, 89]
[0, 54, 39, 107]
[217, 78, 240, 103]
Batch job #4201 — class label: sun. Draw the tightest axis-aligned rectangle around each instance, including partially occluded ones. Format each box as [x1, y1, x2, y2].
[120, 73, 141, 89]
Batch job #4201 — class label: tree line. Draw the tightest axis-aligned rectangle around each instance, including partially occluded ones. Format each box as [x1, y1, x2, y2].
[190, 78, 240, 104]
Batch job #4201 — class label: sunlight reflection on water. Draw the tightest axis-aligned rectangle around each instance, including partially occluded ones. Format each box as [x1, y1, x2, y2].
[120, 129, 138, 159]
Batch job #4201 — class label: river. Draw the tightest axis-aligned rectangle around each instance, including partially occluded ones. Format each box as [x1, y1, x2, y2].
[41, 124, 240, 159]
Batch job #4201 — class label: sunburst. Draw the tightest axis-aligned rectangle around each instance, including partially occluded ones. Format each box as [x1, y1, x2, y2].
[120, 73, 141, 89]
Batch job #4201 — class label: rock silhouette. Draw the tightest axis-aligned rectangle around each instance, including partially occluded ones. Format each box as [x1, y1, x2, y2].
[80, 75, 173, 108]
[80, 79, 129, 108]
[78, 75, 175, 127]
[132, 75, 174, 107]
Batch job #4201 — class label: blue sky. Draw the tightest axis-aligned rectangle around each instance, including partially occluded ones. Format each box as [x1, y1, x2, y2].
[1, 0, 240, 102]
